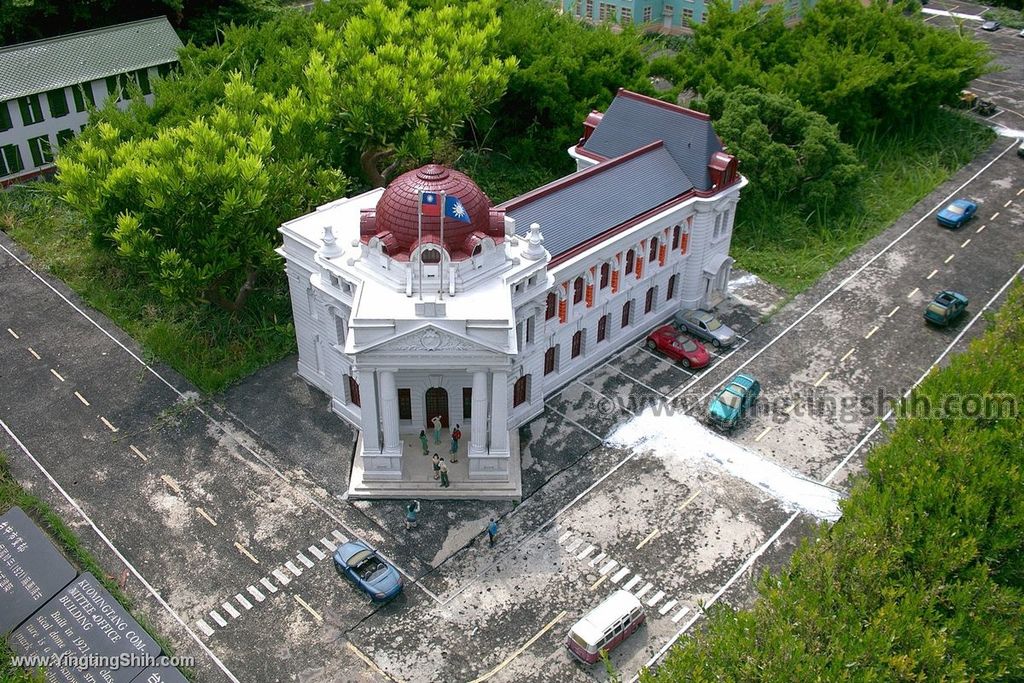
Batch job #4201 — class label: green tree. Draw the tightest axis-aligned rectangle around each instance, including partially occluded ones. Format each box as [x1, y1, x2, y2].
[58, 74, 347, 312]
[304, 0, 518, 186]
[700, 86, 862, 218]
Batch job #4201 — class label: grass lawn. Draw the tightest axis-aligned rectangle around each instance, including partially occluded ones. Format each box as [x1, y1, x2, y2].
[0, 186, 296, 394]
[0, 452, 191, 681]
[731, 110, 996, 292]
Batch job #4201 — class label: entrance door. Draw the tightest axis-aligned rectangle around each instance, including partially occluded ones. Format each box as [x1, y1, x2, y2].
[425, 387, 449, 428]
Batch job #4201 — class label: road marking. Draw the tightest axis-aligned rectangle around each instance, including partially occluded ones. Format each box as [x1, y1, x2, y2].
[100, 416, 118, 432]
[308, 545, 326, 561]
[907, 287, 919, 298]
[247, 585, 265, 602]
[606, 364, 670, 399]
[635, 529, 660, 550]
[294, 595, 322, 623]
[839, 348, 855, 363]
[671, 606, 691, 623]
[577, 544, 596, 560]
[467, 611, 567, 683]
[128, 445, 148, 462]
[887, 305, 900, 318]
[784, 402, 797, 414]
[566, 538, 583, 553]
[976, 224, 986, 233]
[195, 507, 217, 526]
[297, 553, 315, 568]
[961, 238, 972, 248]
[545, 404, 607, 444]
[346, 642, 391, 680]
[1003, 199, 1012, 208]
[272, 569, 291, 586]
[611, 567, 631, 583]
[678, 490, 701, 511]
[320, 537, 336, 552]
[7, 328, 18, 339]
[260, 577, 278, 594]
[160, 475, 181, 495]
[599, 560, 618, 576]
[222, 602, 240, 619]
[659, 599, 678, 615]
[557, 530, 572, 544]
[927, 269, 938, 280]
[235, 594, 252, 610]
[944, 253, 955, 264]
[27, 347, 40, 360]
[813, 371, 830, 387]
[623, 575, 642, 591]
[234, 542, 259, 565]
[589, 574, 609, 592]
[332, 529, 347, 543]
[210, 611, 227, 628]
[285, 561, 303, 577]
[50, 368, 65, 382]
[1019, 188, 1024, 196]
[991, 211, 1000, 220]
[864, 326, 879, 340]
[754, 426, 772, 443]
[74, 391, 90, 406]
[588, 552, 606, 567]
[634, 582, 653, 599]
[196, 619, 214, 637]
[646, 590, 665, 607]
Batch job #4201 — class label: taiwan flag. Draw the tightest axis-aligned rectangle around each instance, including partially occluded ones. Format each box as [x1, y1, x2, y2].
[444, 195, 472, 223]
[420, 192, 441, 217]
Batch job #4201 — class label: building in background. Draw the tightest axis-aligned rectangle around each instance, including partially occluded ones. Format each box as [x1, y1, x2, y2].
[557, 0, 806, 30]
[0, 17, 182, 187]
[278, 89, 746, 499]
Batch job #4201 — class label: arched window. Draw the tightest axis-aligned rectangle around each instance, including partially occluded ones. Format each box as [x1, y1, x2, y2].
[671, 225, 681, 250]
[621, 300, 632, 328]
[667, 274, 677, 301]
[513, 375, 530, 407]
[544, 346, 558, 375]
[571, 330, 584, 358]
[545, 292, 557, 320]
[645, 286, 656, 314]
[597, 315, 608, 342]
[421, 248, 441, 264]
[600, 263, 610, 289]
[573, 277, 585, 304]
[649, 236, 659, 263]
[472, 244, 482, 257]
[625, 249, 635, 275]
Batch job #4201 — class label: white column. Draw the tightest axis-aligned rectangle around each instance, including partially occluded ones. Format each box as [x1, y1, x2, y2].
[359, 369, 380, 453]
[469, 370, 488, 456]
[489, 371, 509, 455]
[379, 369, 401, 456]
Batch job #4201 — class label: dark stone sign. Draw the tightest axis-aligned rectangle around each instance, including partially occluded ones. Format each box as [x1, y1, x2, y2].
[130, 665, 190, 683]
[9, 572, 163, 682]
[0, 506, 76, 635]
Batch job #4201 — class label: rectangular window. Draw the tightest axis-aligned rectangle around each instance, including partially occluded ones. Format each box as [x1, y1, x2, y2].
[134, 68, 152, 95]
[27, 135, 53, 167]
[526, 316, 535, 345]
[585, 0, 594, 17]
[18, 95, 43, 125]
[56, 128, 76, 149]
[643, 6, 653, 21]
[398, 388, 412, 420]
[544, 347, 557, 375]
[462, 387, 473, 420]
[682, 7, 694, 20]
[347, 376, 361, 407]
[72, 83, 96, 112]
[571, 330, 583, 359]
[621, 7, 632, 22]
[645, 287, 656, 314]
[680, 232, 689, 255]
[513, 376, 529, 407]
[621, 300, 631, 328]
[545, 293, 557, 320]
[0, 101, 12, 131]
[597, 315, 608, 342]
[46, 89, 69, 118]
[1, 144, 25, 176]
[667, 274, 677, 301]
[598, 2, 613, 21]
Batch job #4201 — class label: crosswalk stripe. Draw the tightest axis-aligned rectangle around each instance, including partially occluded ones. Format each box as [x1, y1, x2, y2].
[320, 537, 336, 552]
[247, 585, 265, 602]
[309, 546, 326, 561]
[332, 529, 347, 543]
[646, 590, 665, 607]
[633, 582, 652, 599]
[623, 575, 641, 591]
[557, 530, 572, 543]
[222, 602, 240, 619]
[235, 594, 253, 610]
[566, 539, 583, 552]
[210, 611, 227, 627]
[671, 606, 691, 623]
[588, 552, 606, 567]
[273, 569, 292, 585]
[285, 561, 303, 576]
[599, 560, 618, 576]
[577, 545, 595, 560]
[658, 599, 677, 615]
[611, 567, 630, 583]
[260, 577, 278, 593]
[196, 619, 214, 637]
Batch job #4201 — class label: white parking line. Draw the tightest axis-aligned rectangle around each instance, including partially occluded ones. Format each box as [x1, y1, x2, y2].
[294, 595, 323, 623]
[944, 253, 955, 264]
[74, 391, 89, 406]
[1004, 199, 1013, 208]
[927, 269, 938, 280]
[658, 599, 677, 615]
[196, 619, 214, 637]
[840, 348, 855, 363]
[222, 602, 240, 619]
[129, 445, 149, 462]
[7, 328, 18, 339]
[50, 368, 65, 382]
[545, 405, 606, 444]
[247, 585, 265, 602]
[235, 594, 252, 610]
[635, 528, 660, 550]
[813, 371, 830, 387]
[961, 238, 971, 248]
[678, 490, 701, 511]
[599, 560, 618, 575]
[606, 364, 670, 399]
[27, 347, 41, 360]
[991, 211, 1000, 220]
[864, 325, 879, 340]
[259, 577, 277, 594]
[623, 575, 641, 591]
[100, 416, 119, 432]
[754, 425, 772, 443]
[908, 287, 919, 298]
[611, 567, 631, 583]
[976, 224, 986, 233]
[887, 305, 900, 318]
[210, 611, 227, 628]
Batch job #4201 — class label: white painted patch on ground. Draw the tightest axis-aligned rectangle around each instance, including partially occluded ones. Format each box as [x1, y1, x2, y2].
[607, 410, 843, 520]
[728, 273, 760, 290]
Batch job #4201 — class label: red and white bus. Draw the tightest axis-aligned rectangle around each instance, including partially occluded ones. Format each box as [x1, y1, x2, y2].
[565, 590, 646, 664]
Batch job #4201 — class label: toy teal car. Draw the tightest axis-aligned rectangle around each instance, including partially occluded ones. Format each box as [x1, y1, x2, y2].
[923, 290, 968, 327]
[708, 374, 760, 430]
[936, 199, 977, 229]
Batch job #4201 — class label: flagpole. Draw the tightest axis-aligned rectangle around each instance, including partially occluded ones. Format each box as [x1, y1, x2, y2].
[439, 191, 445, 300]
[417, 190, 423, 301]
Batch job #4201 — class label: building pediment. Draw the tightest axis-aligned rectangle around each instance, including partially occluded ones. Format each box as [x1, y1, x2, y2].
[359, 324, 509, 359]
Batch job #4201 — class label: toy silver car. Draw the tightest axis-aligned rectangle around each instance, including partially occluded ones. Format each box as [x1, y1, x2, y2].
[673, 309, 737, 348]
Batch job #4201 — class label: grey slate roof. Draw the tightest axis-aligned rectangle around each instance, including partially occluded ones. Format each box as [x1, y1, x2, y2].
[0, 17, 182, 102]
[581, 92, 722, 191]
[500, 143, 693, 260]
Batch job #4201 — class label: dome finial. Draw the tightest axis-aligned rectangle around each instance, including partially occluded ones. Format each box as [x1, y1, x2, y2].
[523, 223, 545, 260]
[319, 225, 343, 259]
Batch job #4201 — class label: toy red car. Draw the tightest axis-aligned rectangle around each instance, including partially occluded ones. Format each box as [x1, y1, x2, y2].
[646, 324, 710, 369]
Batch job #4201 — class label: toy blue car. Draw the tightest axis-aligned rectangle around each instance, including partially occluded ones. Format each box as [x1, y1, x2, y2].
[936, 199, 977, 229]
[708, 374, 761, 430]
[333, 540, 402, 602]
[923, 290, 968, 327]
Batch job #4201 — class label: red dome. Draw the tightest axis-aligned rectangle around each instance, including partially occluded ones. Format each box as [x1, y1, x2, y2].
[360, 164, 505, 261]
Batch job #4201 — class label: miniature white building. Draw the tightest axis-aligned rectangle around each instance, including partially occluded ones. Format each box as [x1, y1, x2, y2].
[278, 89, 746, 499]
[0, 17, 182, 187]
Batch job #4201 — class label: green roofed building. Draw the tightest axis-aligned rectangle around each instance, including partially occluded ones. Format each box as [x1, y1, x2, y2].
[0, 16, 183, 187]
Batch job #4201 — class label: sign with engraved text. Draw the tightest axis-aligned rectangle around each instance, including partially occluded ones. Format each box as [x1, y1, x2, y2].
[0, 506, 76, 635]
